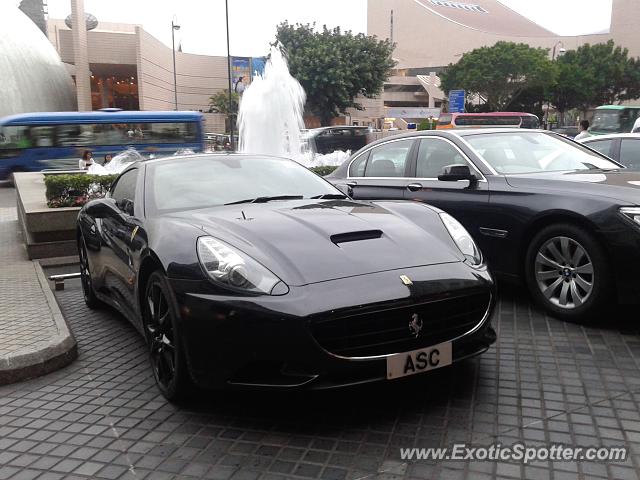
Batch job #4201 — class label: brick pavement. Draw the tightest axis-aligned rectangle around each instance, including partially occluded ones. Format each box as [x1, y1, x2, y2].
[0, 270, 640, 479]
[0, 187, 76, 382]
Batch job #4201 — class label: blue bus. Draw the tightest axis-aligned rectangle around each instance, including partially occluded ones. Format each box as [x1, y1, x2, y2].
[0, 110, 204, 179]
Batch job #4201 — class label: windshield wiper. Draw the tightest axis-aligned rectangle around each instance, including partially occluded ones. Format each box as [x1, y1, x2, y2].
[310, 193, 348, 199]
[225, 195, 304, 205]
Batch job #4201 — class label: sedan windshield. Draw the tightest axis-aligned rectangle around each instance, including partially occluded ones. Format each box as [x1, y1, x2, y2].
[146, 155, 342, 213]
[464, 132, 621, 174]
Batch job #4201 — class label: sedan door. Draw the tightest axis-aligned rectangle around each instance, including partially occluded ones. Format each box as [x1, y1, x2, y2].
[345, 137, 418, 201]
[402, 137, 490, 244]
[101, 168, 144, 319]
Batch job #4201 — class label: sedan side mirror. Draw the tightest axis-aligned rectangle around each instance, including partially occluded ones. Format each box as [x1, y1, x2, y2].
[84, 198, 116, 218]
[438, 164, 478, 187]
[335, 183, 353, 198]
[117, 198, 135, 216]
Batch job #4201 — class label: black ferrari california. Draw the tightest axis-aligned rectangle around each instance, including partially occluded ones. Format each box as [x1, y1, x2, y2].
[77, 154, 495, 399]
[327, 128, 640, 321]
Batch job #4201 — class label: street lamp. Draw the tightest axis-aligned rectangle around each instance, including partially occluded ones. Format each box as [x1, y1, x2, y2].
[545, 41, 566, 129]
[171, 19, 181, 111]
[225, 0, 235, 150]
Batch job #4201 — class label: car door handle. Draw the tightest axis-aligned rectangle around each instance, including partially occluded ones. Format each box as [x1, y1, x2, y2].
[406, 183, 423, 192]
[346, 181, 357, 187]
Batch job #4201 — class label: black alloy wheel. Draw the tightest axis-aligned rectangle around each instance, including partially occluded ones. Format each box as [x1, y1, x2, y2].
[79, 236, 102, 309]
[525, 223, 612, 323]
[143, 270, 189, 401]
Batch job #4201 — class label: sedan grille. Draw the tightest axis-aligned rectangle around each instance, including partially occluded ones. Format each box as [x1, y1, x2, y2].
[310, 292, 490, 358]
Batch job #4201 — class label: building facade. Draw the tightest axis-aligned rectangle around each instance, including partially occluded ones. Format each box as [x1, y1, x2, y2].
[47, 19, 228, 131]
[369, 0, 640, 126]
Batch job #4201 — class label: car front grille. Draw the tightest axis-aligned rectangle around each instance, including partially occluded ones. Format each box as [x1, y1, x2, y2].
[310, 292, 490, 358]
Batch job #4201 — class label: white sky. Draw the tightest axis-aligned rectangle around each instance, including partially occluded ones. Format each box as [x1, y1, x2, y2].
[42, 0, 612, 56]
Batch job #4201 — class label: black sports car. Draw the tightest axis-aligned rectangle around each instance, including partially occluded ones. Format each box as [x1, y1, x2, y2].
[77, 154, 496, 399]
[327, 128, 640, 321]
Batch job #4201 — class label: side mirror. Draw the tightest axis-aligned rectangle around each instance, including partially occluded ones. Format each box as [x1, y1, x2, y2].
[84, 198, 116, 218]
[438, 164, 478, 187]
[117, 198, 135, 216]
[335, 183, 353, 198]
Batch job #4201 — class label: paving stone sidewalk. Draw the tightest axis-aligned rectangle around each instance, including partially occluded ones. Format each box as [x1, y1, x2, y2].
[0, 186, 76, 384]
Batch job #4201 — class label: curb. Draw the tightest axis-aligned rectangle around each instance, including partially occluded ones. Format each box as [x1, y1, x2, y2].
[0, 261, 78, 385]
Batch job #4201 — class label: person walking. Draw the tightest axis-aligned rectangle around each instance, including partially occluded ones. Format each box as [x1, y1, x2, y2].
[574, 120, 591, 141]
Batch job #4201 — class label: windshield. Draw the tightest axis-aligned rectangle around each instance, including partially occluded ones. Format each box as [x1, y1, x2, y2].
[590, 110, 622, 133]
[146, 155, 341, 213]
[465, 132, 621, 174]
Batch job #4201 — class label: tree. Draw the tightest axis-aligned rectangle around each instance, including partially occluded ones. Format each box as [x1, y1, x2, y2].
[550, 40, 640, 113]
[440, 41, 555, 111]
[209, 90, 239, 116]
[274, 22, 395, 126]
[209, 90, 239, 133]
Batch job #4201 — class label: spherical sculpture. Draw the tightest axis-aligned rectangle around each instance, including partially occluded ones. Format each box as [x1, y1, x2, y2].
[0, 4, 77, 117]
[64, 12, 98, 31]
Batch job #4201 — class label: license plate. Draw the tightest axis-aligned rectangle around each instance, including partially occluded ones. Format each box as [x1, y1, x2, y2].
[386, 342, 452, 380]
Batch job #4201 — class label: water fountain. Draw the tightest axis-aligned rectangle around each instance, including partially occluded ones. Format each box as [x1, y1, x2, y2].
[238, 47, 351, 167]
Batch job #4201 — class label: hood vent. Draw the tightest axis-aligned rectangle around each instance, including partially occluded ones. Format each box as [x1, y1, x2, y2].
[330, 230, 383, 245]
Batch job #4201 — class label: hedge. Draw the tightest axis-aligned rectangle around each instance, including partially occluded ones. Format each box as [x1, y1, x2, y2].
[44, 174, 118, 208]
[309, 165, 338, 176]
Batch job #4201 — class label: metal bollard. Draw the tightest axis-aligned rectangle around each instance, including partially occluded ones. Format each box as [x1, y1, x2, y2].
[48, 273, 81, 291]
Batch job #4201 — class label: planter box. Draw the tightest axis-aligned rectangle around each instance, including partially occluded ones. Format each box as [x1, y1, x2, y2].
[15, 172, 80, 259]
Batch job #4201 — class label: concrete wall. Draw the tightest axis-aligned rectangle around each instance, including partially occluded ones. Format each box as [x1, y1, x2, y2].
[368, 0, 640, 68]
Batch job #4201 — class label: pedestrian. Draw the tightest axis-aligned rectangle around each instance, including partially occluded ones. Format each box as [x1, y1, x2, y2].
[103, 154, 113, 165]
[574, 120, 591, 141]
[79, 150, 94, 170]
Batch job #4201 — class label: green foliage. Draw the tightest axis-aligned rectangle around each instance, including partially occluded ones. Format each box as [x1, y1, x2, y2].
[440, 41, 555, 111]
[44, 174, 117, 208]
[209, 90, 240, 116]
[550, 40, 640, 112]
[309, 165, 338, 176]
[275, 22, 395, 126]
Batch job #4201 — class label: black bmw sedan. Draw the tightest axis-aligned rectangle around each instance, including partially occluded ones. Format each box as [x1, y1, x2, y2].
[327, 128, 640, 322]
[77, 154, 495, 399]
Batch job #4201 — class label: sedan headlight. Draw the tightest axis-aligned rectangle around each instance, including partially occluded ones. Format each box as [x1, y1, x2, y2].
[620, 207, 640, 227]
[197, 236, 287, 295]
[439, 212, 483, 266]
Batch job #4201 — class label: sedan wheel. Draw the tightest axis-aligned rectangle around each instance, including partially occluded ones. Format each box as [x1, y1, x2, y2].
[525, 224, 611, 322]
[79, 236, 101, 309]
[144, 271, 189, 401]
[534, 236, 593, 309]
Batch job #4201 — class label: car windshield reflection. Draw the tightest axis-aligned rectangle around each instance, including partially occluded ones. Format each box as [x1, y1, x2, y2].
[464, 132, 621, 174]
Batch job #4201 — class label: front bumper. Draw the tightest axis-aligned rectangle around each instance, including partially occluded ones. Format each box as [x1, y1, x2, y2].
[170, 262, 496, 390]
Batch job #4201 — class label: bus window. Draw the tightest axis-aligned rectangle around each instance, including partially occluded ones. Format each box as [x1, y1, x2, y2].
[0, 125, 30, 149]
[30, 126, 56, 147]
[454, 115, 521, 126]
[437, 114, 453, 128]
[520, 116, 540, 129]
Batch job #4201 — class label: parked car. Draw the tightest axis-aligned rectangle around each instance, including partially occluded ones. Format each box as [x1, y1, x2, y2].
[303, 126, 369, 154]
[578, 133, 640, 170]
[326, 128, 640, 322]
[77, 153, 496, 399]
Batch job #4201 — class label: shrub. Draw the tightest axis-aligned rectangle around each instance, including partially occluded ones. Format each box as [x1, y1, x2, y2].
[44, 174, 118, 208]
[309, 165, 338, 176]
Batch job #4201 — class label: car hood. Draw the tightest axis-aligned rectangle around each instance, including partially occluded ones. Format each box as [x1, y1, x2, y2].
[504, 169, 640, 204]
[169, 199, 462, 286]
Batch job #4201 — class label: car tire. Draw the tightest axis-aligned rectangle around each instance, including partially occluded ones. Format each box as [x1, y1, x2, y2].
[143, 270, 191, 401]
[78, 235, 103, 309]
[525, 223, 612, 322]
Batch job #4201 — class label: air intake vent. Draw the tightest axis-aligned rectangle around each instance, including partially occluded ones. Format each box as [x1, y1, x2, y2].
[330, 230, 383, 245]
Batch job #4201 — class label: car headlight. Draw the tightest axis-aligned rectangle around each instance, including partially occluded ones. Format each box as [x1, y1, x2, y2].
[439, 212, 483, 266]
[197, 236, 287, 295]
[620, 207, 640, 227]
